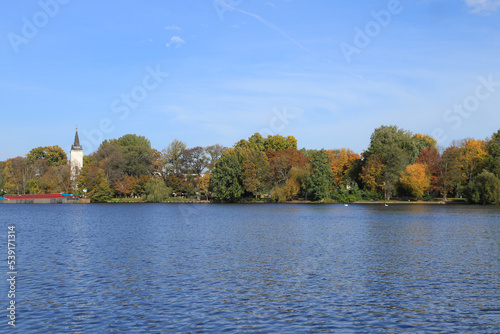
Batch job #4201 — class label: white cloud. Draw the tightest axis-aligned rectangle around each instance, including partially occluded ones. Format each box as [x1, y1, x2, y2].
[165, 26, 181, 31]
[464, 0, 500, 13]
[166, 36, 185, 48]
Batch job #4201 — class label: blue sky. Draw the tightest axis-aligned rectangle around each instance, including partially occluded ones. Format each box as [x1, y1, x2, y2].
[0, 0, 499, 161]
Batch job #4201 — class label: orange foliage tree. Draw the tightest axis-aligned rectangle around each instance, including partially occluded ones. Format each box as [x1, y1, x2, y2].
[416, 147, 440, 192]
[266, 149, 309, 185]
[327, 148, 361, 185]
[361, 153, 385, 193]
[199, 173, 211, 200]
[114, 175, 137, 197]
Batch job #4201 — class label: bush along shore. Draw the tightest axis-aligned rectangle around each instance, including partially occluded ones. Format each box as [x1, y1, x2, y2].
[1, 126, 499, 205]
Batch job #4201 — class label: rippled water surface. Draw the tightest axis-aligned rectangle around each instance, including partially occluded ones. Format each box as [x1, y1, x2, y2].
[1, 203, 499, 333]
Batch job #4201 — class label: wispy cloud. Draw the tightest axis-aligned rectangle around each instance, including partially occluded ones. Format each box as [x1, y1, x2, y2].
[221, 2, 306, 51]
[463, 0, 500, 13]
[166, 36, 185, 48]
[165, 26, 181, 31]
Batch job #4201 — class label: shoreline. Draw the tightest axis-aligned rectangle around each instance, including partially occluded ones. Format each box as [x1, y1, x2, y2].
[0, 198, 483, 205]
[107, 198, 482, 205]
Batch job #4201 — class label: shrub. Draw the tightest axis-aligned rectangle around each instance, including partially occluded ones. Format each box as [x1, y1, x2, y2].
[464, 170, 500, 204]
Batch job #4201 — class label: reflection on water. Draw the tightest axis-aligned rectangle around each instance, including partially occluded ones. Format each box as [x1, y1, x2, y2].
[0, 204, 498, 332]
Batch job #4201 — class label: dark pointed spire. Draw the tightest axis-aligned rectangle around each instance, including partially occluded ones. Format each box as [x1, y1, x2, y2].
[71, 126, 83, 151]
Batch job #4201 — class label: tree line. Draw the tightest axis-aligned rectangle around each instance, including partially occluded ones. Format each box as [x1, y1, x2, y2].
[1, 127, 499, 204]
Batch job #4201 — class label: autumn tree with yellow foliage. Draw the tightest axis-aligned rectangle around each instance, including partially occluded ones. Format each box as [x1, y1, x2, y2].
[458, 138, 487, 182]
[399, 163, 431, 199]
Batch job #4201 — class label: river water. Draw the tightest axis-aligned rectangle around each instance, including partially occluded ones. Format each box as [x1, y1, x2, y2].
[0, 204, 499, 333]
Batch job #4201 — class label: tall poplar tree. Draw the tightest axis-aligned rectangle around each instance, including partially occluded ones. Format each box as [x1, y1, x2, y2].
[210, 150, 243, 202]
[305, 150, 332, 201]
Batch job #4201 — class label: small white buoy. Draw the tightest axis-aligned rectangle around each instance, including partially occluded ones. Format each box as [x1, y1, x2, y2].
[344, 204, 348, 207]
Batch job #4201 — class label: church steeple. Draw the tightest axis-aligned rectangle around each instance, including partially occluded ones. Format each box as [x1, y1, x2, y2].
[70, 126, 84, 184]
[71, 126, 82, 151]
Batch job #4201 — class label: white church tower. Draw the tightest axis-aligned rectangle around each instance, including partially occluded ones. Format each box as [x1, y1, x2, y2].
[70, 127, 83, 182]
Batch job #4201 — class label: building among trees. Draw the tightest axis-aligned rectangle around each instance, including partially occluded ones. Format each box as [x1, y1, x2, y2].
[70, 127, 83, 182]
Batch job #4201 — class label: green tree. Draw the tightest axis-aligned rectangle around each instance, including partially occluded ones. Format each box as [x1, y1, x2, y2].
[305, 150, 332, 201]
[235, 133, 266, 151]
[345, 155, 363, 189]
[363, 125, 424, 200]
[27, 178, 43, 194]
[77, 166, 112, 202]
[122, 145, 153, 176]
[95, 141, 126, 185]
[117, 134, 152, 148]
[487, 129, 500, 157]
[264, 134, 297, 151]
[144, 178, 171, 202]
[210, 150, 244, 202]
[162, 139, 187, 175]
[485, 129, 500, 177]
[83, 154, 99, 167]
[27, 145, 68, 166]
[464, 170, 500, 204]
[114, 134, 154, 177]
[235, 133, 297, 152]
[92, 169, 113, 202]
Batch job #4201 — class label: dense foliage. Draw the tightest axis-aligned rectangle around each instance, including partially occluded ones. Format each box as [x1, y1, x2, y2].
[1, 128, 499, 204]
